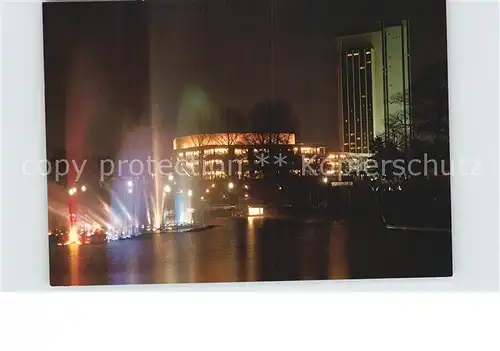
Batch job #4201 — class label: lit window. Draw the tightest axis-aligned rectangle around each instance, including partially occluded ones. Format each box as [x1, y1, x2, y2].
[360, 66, 365, 70]
[366, 61, 371, 64]
[353, 52, 359, 56]
[347, 53, 353, 57]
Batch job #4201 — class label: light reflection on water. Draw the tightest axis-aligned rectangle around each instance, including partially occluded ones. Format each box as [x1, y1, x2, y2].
[50, 218, 452, 286]
[246, 217, 257, 282]
[329, 223, 349, 280]
[68, 244, 80, 286]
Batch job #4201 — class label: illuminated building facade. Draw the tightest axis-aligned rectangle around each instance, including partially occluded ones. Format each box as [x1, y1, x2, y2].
[337, 20, 412, 153]
[324, 152, 373, 176]
[173, 132, 326, 179]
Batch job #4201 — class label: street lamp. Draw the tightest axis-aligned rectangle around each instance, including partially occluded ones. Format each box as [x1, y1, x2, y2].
[228, 182, 234, 190]
[127, 180, 133, 187]
[128, 188, 133, 194]
[188, 189, 193, 197]
[205, 188, 210, 194]
[81, 185, 87, 192]
[168, 174, 174, 181]
[68, 187, 77, 196]
[164, 185, 171, 193]
[322, 176, 328, 184]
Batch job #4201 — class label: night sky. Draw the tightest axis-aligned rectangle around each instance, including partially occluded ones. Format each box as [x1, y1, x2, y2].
[43, 0, 448, 158]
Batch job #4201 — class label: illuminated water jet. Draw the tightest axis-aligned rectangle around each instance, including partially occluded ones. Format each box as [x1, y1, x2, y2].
[65, 226, 81, 245]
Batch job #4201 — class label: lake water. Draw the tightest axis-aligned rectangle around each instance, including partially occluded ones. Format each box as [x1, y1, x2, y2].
[49, 217, 452, 286]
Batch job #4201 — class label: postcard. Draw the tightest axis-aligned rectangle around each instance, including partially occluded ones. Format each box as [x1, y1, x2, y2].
[43, 0, 452, 286]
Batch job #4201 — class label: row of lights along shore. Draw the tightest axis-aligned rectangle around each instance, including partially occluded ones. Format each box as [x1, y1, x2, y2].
[74, 175, 335, 201]
[71, 175, 330, 198]
[158, 181, 251, 201]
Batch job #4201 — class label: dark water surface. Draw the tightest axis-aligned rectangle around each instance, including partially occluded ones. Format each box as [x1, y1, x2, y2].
[49, 217, 452, 286]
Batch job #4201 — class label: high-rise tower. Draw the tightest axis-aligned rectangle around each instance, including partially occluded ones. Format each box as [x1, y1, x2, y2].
[337, 21, 411, 153]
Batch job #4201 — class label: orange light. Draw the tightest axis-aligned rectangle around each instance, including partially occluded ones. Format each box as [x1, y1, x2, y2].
[248, 207, 263, 216]
[65, 227, 81, 245]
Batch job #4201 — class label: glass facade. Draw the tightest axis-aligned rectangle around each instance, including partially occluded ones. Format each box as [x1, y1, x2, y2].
[338, 21, 411, 153]
[341, 49, 374, 153]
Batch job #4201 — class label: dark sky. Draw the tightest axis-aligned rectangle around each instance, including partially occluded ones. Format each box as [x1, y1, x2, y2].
[43, 0, 448, 158]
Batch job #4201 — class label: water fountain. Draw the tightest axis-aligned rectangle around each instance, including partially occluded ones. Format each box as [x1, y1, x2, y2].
[174, 191, 192, 226]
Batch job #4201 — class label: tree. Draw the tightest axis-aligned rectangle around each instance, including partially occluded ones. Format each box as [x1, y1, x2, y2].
[369, 136, 404, 179]
[212, 108, 247, 178]
[371, 61, 450, 176]
[212, 108, 246, 147]
[245, 98, 298, 180]
[245, 98, 297, 146]
[386, 90, 411, 152]
[411, 61, 450, 162]
[370, 136, 385, 154]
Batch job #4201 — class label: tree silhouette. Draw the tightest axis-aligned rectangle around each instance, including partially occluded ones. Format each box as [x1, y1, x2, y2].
[245, 98, 299, 180]
[212, 108, 247, 178]
[212, 108, 246, 146]
[245, 98, 297, 146]
[371, 61, 450, 176]
[386, 90, 411, 151]
[411, 60, 450, 161]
